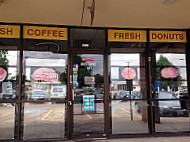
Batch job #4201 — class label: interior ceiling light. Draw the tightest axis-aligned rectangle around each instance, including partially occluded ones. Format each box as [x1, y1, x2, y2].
[163, 0, 177, 5]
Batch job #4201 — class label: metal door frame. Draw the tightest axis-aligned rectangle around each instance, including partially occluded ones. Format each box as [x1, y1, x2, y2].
[67, 49, 109, 140]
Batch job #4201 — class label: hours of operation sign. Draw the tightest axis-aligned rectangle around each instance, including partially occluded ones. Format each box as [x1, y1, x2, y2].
[83, 95, 95, 111]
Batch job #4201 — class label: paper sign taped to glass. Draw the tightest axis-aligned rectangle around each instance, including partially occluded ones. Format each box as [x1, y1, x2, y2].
[83, 95, 95, 111]
[161, 67, 179, 79]
[31, 68, 58, 82]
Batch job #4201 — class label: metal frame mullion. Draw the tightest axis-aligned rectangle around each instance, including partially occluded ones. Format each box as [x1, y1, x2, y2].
[16, 24, 24, 142]
[104, 29, 110, 138]
[146, 29, 155, 134]
[185, 29, 190, 130]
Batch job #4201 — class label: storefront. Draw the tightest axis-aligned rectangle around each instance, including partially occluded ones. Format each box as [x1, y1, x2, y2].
[0, 23, 190, 141]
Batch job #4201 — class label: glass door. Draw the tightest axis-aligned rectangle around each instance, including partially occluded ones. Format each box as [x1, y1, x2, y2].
[70, 53, 105, 137]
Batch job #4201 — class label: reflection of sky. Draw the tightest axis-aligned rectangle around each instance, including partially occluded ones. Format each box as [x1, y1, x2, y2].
[5, 51, 19, 79]
[80, 54, 103, 75]
[24, 51, 68, 80]
[7, 51, 18, 66]
[111, 54, 140, 66]
[4, 51, 187, 80]
[156, 53, 186, 66]
[110, 54, 140, 80]
[26, 58, 65, 67]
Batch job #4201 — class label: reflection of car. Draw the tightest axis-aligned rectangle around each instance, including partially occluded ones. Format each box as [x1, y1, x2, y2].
[50, 85, 66, 100]
[74, 90, 85, 103]
[134, 93, 141, 113]
[158, 92, 188, 116]
[135, 91, 189, 116]
[132, 91, 141, 99]
[114, 90, 130, 100]
[2, 90, 16, 100]
[30, 90, 48, 100]
[94, 91, 104, 103]
[178, 89, 190, 110]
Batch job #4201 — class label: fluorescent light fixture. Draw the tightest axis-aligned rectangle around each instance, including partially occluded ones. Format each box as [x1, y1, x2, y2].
[163, 0, 177, 5]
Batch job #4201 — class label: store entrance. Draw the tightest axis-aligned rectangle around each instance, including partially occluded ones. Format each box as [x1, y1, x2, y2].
[69, 53, 106, 138]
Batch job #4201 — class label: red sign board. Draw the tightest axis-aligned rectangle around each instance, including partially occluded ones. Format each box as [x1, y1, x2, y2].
[82, 57, 94, 61]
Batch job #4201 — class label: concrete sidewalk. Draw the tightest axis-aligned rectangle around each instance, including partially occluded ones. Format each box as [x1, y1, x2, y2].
[62, 136, 190, 142]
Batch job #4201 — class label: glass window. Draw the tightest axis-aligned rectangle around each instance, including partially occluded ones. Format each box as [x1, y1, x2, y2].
[109, 41, 148, 134]
[0, 103, 16, 140]
[23, 39, 68, 101]
[150, 43, 190, 132]
[72, 54, 104, 135]
[111, 100, 148, 134]
[0, 39, 20, 102]
[154, 100, 189, 132]
[23, 102, 66, 139]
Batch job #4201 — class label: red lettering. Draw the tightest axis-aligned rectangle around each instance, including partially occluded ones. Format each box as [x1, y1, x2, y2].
[119, 33, 124, 39]
[27, 29, 33, 35]
[163, 33, 168, 39]
[130, 33, 134, 39]
[59, 31, 64, 37]
[152, 33, 156, 39]
[41, 30, 46, 36]
[6, 28, 13, 35]
[0, 28, 6, 35]
[179, 34, 184, 40]
[52, 30, 58, 36]
[174, 34, 178, 39]
[47, 30, 51, 36]
[136, 33, 140, 39]
[158, 33, 163, 39]
[125, 33, 129, 39]
[34, 29, 40, 36]
[114, 32, 118, 38]
[169, 33, 174, 39]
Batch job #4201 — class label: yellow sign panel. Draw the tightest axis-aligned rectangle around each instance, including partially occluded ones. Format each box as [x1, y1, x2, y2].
[150, 30, 187, 43]
[108, 29, 147, 42]
[0, 25, 20, 38]
[23, 26, 68, 40]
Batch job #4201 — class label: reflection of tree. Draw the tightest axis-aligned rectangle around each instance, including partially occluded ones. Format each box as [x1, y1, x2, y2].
[157, 55, 183, 90]
[94, 74, 104, 88]
[59, 55, 93, 87]
[0, 51, 9, 92]
[0, 51, 9, 81]
[73, 55, 92, 87]
[59, 70, 67, 84]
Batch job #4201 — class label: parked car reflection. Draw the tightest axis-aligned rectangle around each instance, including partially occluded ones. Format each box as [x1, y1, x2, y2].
[94, 91, 104, 103]
[30, 90, 49, 100]
[1, 90, 17, 100]
[135, 91, 189, 117]
[113, 90, 130, 100]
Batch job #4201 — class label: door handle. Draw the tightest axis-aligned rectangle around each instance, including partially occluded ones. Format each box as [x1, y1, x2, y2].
[70, 75, 72, 84]
[68, 101, 72, 106]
